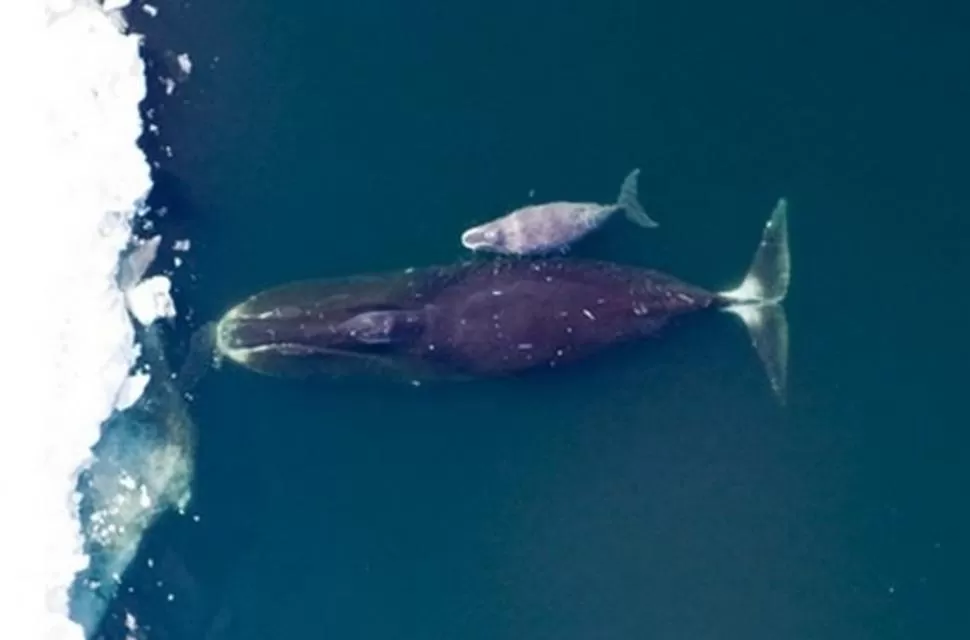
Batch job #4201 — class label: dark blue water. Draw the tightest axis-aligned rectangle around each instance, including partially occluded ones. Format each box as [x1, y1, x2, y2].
[99, 1, 966, 638]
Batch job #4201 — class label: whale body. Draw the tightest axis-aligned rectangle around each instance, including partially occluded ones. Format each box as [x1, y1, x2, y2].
[216, 199, 791, 399]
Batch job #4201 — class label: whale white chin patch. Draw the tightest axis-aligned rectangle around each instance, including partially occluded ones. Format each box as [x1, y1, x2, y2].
[461, 227, 489, 249]
[462, 225, 505, 251]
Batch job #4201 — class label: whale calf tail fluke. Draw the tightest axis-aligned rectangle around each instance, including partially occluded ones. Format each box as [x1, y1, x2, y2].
[718, 198, 792, 403]
[616, 168, 660, 228]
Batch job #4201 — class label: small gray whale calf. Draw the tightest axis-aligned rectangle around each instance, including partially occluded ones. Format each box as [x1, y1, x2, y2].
[460, 168, 659, 255]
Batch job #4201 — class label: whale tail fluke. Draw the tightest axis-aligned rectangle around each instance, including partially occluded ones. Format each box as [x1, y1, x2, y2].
[617, 168, 660, 228]
[718, 198, 791, 403]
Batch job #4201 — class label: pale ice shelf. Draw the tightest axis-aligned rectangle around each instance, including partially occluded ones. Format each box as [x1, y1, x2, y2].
[0, 1, 192, 639]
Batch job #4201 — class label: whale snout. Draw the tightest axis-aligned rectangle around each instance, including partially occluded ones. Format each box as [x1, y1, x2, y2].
[461, 225, 504, 251]
[461, 227, 486, 249]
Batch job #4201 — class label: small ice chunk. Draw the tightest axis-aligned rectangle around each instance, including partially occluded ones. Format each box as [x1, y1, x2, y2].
[102, 0, 131, 11]
[118, 235, 161, 290]
[173, 239, 191, 252]
[125, 275, 177, 326]
[143, 4, 159, 17]
[176, 53, 192, 77]
[139, 485, 152, 509]
[114, 372, 150, 411]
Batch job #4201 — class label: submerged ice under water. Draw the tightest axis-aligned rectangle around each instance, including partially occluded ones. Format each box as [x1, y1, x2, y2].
[70, 318, 197, 639]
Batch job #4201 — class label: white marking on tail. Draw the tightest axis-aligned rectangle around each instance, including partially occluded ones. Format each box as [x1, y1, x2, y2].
[719, 198, 792, 403]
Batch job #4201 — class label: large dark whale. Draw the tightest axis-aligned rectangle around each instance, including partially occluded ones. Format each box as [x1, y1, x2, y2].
[215, 199, 791, 399]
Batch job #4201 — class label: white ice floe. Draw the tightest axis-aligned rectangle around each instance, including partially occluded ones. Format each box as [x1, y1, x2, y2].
[0, 1, 187, 638]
